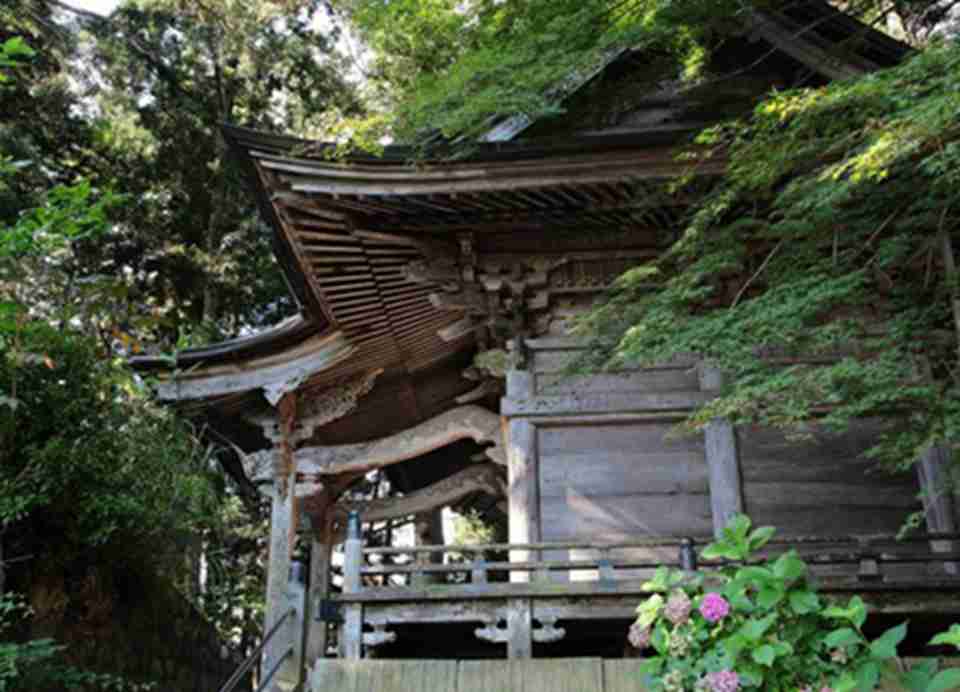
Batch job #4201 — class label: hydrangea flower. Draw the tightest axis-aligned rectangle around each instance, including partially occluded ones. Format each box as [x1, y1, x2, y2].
[699, 592, 730, 623]
[664, 589, 692, 626]
[627, 622, 650, 649]
[667, 631, 691, 657]
[704, 670, 740, 692]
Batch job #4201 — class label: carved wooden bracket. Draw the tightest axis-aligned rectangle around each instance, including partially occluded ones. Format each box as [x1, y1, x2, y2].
[474, 620, 507, 644]
[533, 617, 566, 644]
[252, 369, 381, 446]
[474, 617, 566, 645]
[406, 244, 659, 345]
[362, 624, 397, 649]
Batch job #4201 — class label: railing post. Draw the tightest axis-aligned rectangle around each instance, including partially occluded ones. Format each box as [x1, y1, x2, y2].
[340, 511, 364, 660]
[680, 538, 698, 573]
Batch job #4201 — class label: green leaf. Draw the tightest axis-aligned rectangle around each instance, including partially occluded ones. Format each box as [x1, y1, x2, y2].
[789, 589, 820, 615]
[825, 596, 867, 628]
[752, 644, 776, 667]
[869, 622, 907, 660]
[737, 664, 764, 687]
[641, 566, 670, 593]
[826, 628, 861, 648]
[901, 662, 936, 692]
[637, 657, 663, 678]
[856, 661, 880, 691]
[927, 668, 960, 692]
[834, 672, 858, 692]
[756, 584, 784, 609]
[772, 550, 806, 581]
[748, 525, 776, 551]
[930, 624, 960, 650]
[739, 614, 776, 641]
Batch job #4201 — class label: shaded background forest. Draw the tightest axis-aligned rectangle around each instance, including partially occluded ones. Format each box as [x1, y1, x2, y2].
[2, 0, 959, 689]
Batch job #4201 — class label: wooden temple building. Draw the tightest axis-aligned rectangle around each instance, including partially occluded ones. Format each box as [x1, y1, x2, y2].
[133, 3, 960, 690]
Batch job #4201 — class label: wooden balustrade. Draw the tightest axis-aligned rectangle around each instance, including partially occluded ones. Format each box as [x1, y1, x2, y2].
[341, 531, 960, 596]
[335, 527, 960, 660]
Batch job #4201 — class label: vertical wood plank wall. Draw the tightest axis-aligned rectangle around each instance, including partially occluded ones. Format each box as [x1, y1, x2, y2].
[503, 338, 927, 559]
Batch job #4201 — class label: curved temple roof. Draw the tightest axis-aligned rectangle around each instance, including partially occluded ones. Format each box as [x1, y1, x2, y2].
[134, 2, 909, 444]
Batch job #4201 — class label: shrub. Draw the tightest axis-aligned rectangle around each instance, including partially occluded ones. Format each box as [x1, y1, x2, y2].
[630, 515, 960, 691]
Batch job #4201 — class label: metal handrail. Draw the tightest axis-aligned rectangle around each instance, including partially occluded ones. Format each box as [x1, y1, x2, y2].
[219, 607, 296, 692]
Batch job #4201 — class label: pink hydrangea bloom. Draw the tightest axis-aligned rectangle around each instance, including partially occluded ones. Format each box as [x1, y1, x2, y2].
[704, 670, 739, 692]
[627, 622, 650, 649]
[699, 593, 730, 623]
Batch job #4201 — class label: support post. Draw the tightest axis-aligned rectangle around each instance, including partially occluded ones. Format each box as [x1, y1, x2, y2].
[340, 511, 364, 659]
[699, 364, 744, 537]
[262, 482, 298, 690]
[507, 418, 539, 583]
[917, 444, 958, 575]
[413, 509, 445, 586]
[305, 518, 333, 665]
[506, 598, 533, 659]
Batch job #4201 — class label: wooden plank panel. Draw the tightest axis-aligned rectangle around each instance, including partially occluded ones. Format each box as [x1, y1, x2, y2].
[540, 493, 713, 541]
[739, 422, 919, 536]
[536, 371, 699, 395]
[604, 660, 652, 692]
[538, 423, 703, 455]
[459, 660, 525, 692]
[540, 451, 709, 497]
[748, 505, 915, 536]
[527, 658, 604, 692]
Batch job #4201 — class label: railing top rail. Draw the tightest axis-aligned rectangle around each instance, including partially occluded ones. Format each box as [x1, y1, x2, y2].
[361, 532, 960, 555]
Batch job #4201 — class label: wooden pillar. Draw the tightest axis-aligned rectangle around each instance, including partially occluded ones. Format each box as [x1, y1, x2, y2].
[506, 598, 533, 659]
[699, 364, 744, 537]
[917, 444, 958, 575]
[305, 517, 333, 665]
[340, 512, 364, 660]
[413, 509, 444, 586]
[262, 481, 298, 688]
[507, 418, 539, 583]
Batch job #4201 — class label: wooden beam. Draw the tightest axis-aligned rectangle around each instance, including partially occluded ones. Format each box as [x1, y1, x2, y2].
[153, 330, 354, 402]
[334, 464, 505, 525]
[501, 391, 712, 417]
[243, 406, 507, 484]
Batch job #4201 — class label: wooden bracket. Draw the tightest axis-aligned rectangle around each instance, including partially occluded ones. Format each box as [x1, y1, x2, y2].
[533, 617, 566, 644]
[474, 619, 509, 644]
[363, 624, 397, 649]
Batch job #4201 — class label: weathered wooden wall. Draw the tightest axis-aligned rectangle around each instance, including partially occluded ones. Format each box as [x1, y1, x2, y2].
[739, 421, 919, 536]
[311, 658, 645, 692]
[503, 338, 924, 562]
[310, 658, 947, 692]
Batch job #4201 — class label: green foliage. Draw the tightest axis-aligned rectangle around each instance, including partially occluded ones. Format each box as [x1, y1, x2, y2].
[338, 0, 739, 146]
[0, 324, 218, 548]
[334, 0, 941, 149]
[0, 593, 153, 692]
[0, 37, 34, 83]
[631, 515, 960, 691]
[577, 39, 960, 474]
